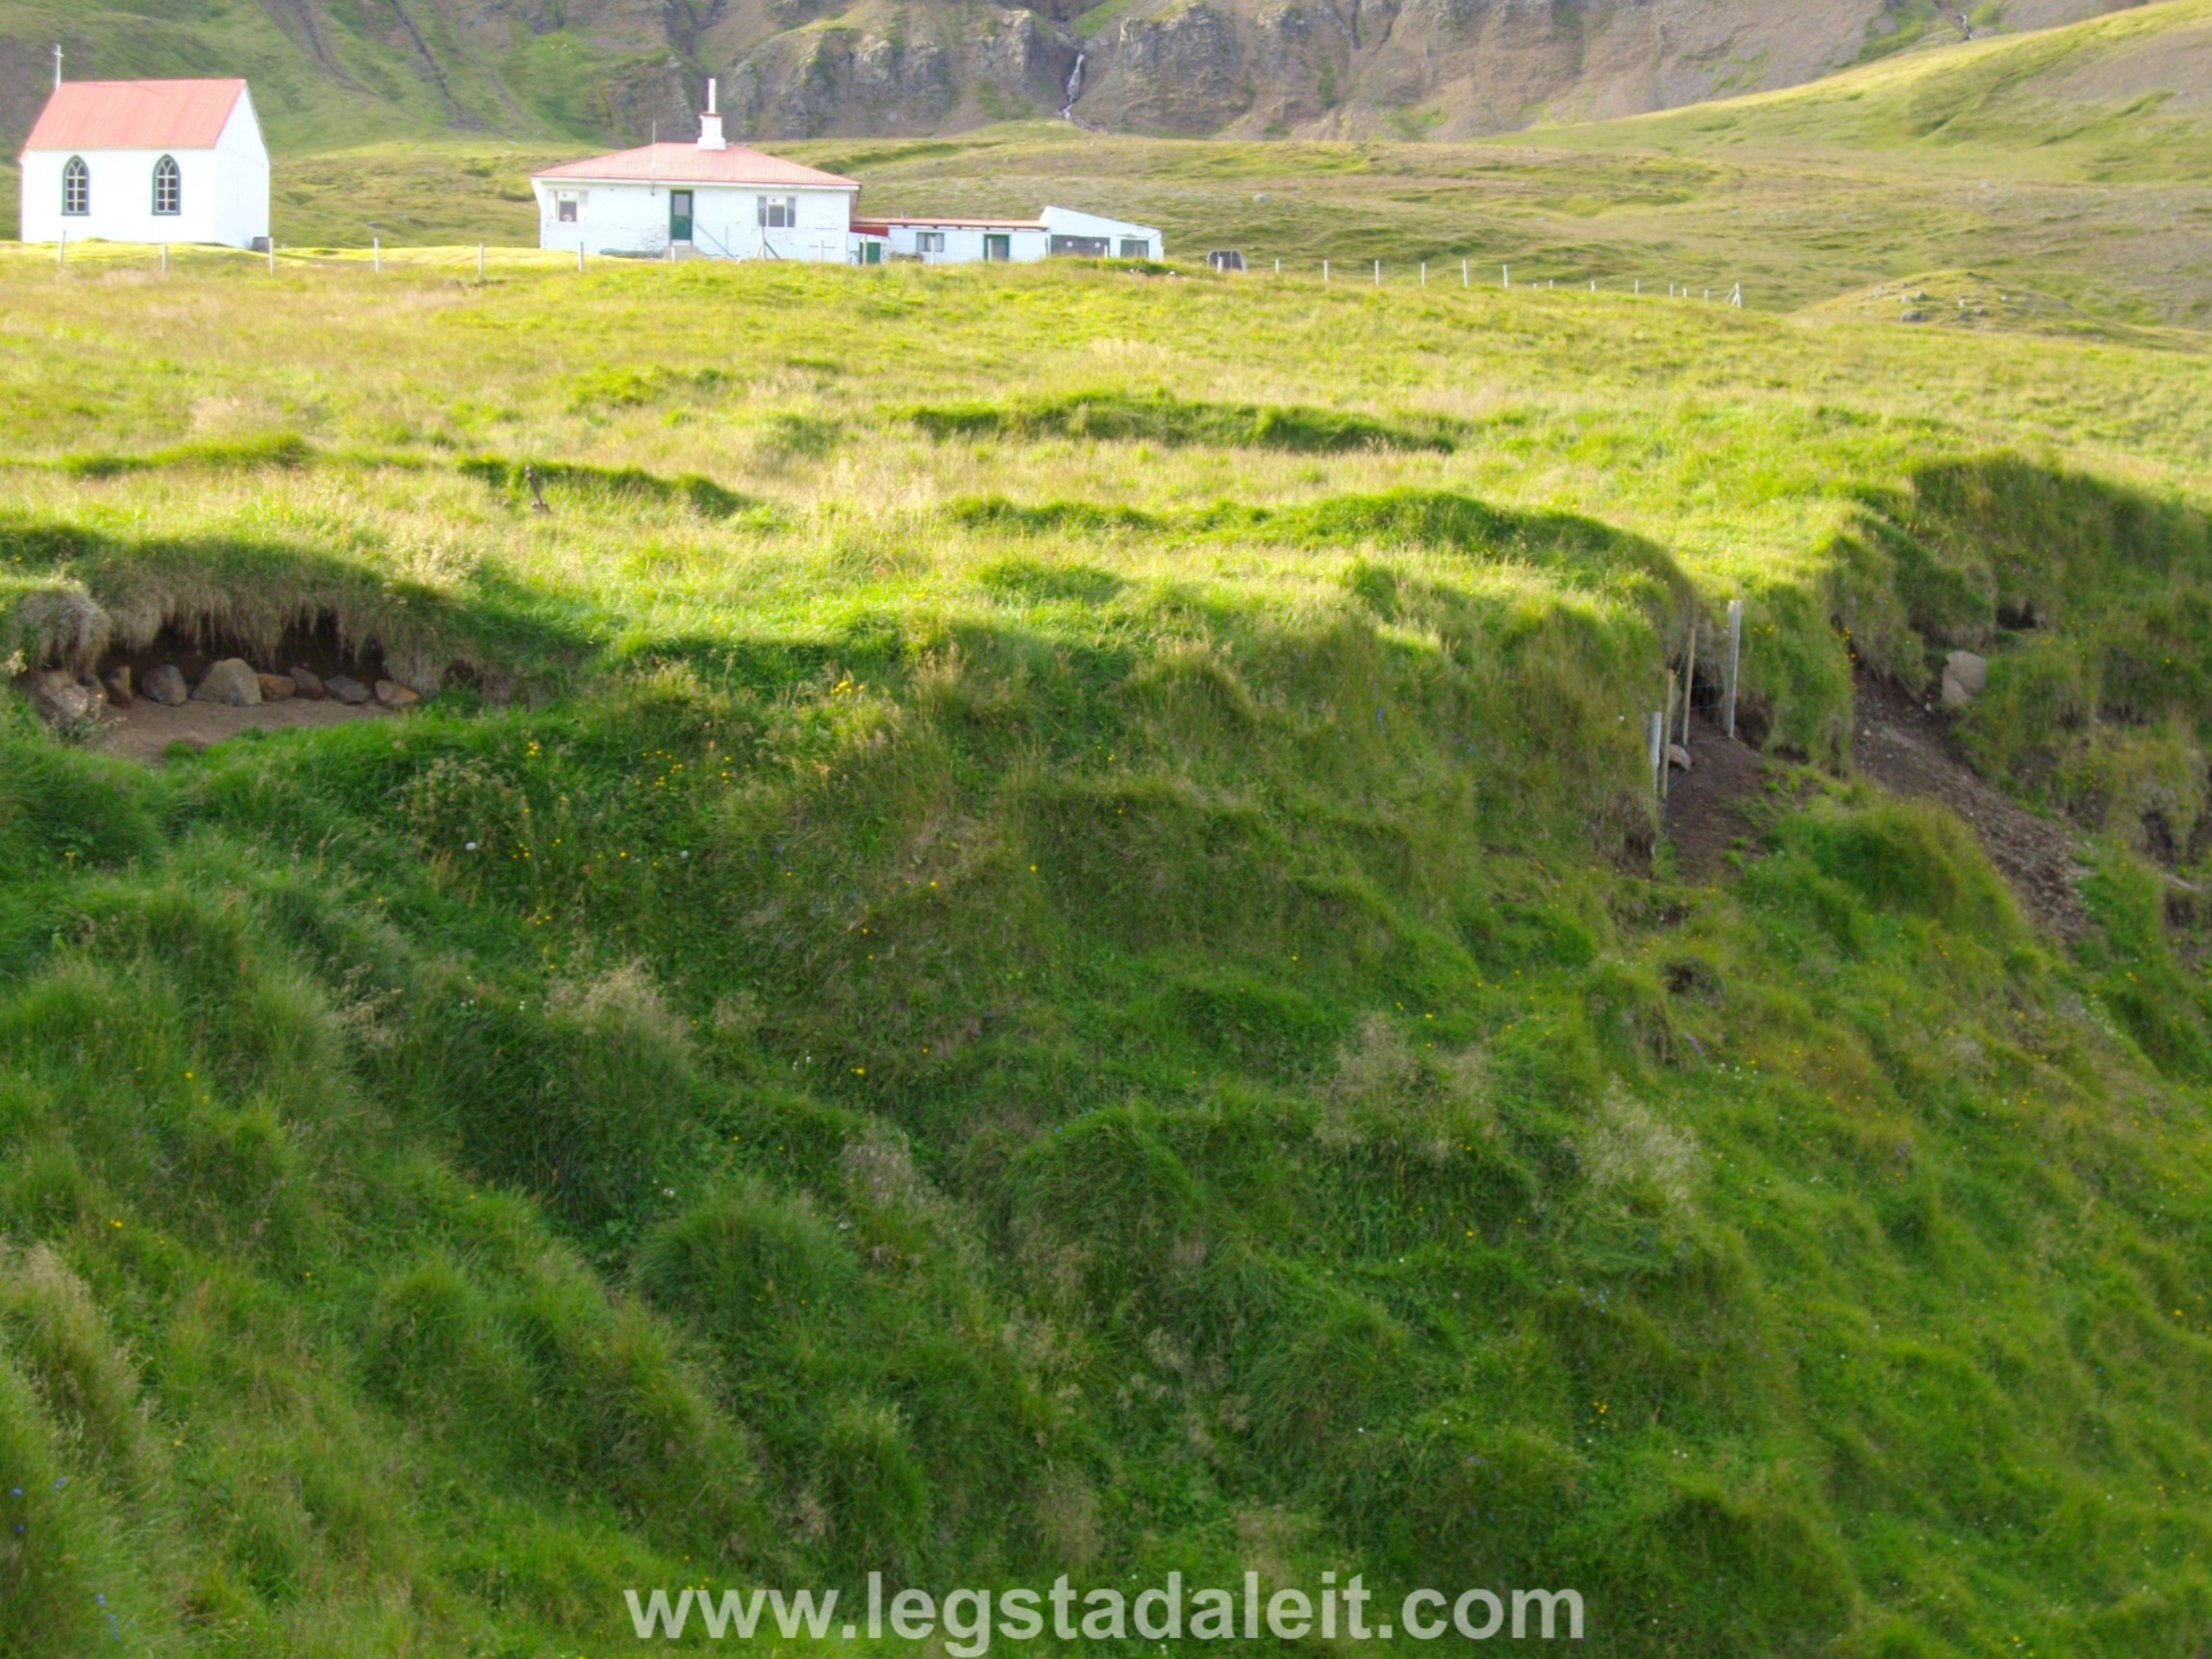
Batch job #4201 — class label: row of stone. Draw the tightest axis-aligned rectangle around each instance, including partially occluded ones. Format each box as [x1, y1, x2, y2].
[16, 659, 424, 727]
[119, 658, 421, 711]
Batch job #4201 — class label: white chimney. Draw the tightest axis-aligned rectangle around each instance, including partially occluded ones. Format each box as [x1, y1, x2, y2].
[698, 78, 726, 150]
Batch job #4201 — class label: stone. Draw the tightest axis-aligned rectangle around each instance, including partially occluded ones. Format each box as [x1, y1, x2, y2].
[1942, 670, 1972, 709]
[18, 668, 100, 727]
[325, 675, 372, 705]
[104, 666, 133, 708]
[192, 658, 263, 707]
[374, 680, 420, 709]
[1945, 650, 1988, 697]
[1667, 742, 1694, 771]
[142, 664, 189, 706]
[257, 673, 296, 701]
[288, 666, 326, 699]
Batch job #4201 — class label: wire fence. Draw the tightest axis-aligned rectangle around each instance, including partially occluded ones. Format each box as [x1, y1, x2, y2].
[12, 237, 1750, 306]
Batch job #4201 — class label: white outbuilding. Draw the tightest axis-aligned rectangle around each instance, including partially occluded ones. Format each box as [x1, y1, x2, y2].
[861, 207, 1163, 264]
[533, 84, 872, 263]
[18, 77, 269, 249]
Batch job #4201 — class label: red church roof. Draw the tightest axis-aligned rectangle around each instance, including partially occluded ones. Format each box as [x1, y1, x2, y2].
[535, 142, 858, 190]
[23, 79, 248, 153]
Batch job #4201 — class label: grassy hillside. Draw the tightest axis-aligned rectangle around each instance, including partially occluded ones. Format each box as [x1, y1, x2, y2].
[2, 246, 2211, 1656]
[8, 2, 2210, 328]
[1534, 0, 2212, 183]
[0, 0, 2146, 164]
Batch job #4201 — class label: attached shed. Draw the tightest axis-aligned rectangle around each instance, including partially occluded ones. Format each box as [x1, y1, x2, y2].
[871, 214, 1049, 264]
[18, 78, 269, 249]
[1041, 206, 1162, 261]
[869, 206, 1162, 264]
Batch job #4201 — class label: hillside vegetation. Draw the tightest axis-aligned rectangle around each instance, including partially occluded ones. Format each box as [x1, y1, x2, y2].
[1, 237, 2211, 1657]
[12, 1, 2210, 339]
[0, 0, 2149, 167]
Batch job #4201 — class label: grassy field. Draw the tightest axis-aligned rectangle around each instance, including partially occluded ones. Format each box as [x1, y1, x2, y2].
[1, 224, 2211, 1657]
[4, 9, 2212, 1655]
[8, 1, 2210, 326]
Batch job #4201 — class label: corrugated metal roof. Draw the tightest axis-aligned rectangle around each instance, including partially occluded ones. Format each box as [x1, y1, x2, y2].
[535, 143, 859, 189]
[23, 79, 247, 153]
[873, 214, 1047, 230]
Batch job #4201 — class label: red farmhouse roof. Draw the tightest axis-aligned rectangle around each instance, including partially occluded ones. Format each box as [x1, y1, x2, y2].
[23, 79, 247, 153]
[535, 143, 857, 190]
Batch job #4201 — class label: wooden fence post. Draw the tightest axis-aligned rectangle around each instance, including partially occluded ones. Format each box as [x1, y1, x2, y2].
[1680, 621, 1699, 747]
[1725, 599, 1745, 741]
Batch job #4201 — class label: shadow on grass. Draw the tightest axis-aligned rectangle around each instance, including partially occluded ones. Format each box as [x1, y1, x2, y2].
[904, 390, 1465, 454]
[951, 487, 1694, 606]
[0, 513, 596, 681]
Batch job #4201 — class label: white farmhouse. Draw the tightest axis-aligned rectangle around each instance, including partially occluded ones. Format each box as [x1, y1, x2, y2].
[533, 85, 874, 263]
[860, 207, 1163, 264]
[18, 78, 269, 249]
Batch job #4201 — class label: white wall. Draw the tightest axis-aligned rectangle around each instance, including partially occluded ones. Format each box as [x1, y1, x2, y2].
[18, 89, 268, 249]
[883, 223, 1049, 264]
[536, 179, 857, 261]
[1042, 206, 1163, 260]
[880, 211, 1161, 264]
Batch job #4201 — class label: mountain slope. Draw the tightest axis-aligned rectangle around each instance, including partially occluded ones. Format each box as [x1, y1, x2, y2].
[0, 0, 2149, 160]
[1526, 0, 2212, 180]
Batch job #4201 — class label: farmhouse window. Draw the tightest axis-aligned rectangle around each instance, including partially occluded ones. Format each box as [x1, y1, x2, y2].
[759, 195, 797, 229]
[153, 156, 181, 216]
[1119, 238, 1147, 258]
[557, 191, 580, 223]
[916, 231, 945, 254]
[63, 156, 88, 216]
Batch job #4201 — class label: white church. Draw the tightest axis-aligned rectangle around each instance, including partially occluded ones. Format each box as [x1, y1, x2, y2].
[533, 82, 1160, 265]
[18, 72, 270, 249]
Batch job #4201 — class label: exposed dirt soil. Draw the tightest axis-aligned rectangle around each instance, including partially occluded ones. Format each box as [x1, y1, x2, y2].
[97, 696, 392, 763]
[1662, 711, 1770, 880]
[1851, 669, 2092, 937]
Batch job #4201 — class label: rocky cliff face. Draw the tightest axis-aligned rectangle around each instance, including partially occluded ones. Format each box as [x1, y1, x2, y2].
[0, 0, 2146, 156]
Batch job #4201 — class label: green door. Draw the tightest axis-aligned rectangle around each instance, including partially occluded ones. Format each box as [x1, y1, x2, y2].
[669, 190, 694, 242]
[985, 234, 1011, 263]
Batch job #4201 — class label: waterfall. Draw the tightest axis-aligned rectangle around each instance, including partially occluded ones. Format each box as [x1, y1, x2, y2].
[1060, 52, 1085, 120]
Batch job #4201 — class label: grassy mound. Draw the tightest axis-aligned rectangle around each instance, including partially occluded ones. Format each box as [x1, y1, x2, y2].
[1, 253, 2211, 1657]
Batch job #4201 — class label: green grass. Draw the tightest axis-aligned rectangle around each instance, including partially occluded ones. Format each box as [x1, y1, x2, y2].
[3, 143, 2212, 1659]
[14, 3, 2212, 332]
